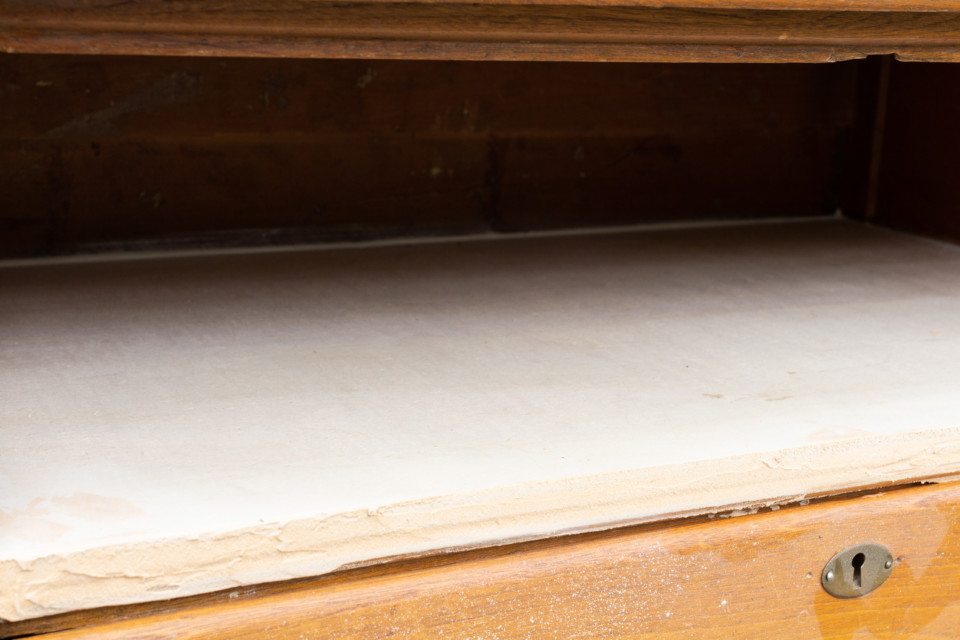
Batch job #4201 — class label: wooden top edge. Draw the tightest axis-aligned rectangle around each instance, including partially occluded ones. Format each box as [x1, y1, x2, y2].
[5, 1, 960, 62]
[348, 0, 960, 10]
[7, 0, 960, 10]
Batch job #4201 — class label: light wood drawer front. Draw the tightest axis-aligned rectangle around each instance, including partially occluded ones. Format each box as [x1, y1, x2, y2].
[15, 481, 960, 640]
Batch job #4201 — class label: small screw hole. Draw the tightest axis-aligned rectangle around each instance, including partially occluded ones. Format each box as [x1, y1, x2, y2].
[852, 552, 865, 589]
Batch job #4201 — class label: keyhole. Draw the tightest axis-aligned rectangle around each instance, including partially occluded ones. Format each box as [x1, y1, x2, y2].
[852, 552, 865, 589]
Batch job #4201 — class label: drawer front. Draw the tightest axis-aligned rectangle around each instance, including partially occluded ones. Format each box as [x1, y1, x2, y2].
[11, 481, 960, 640]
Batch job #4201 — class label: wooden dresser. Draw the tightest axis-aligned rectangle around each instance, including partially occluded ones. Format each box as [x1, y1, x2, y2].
[4, 2, 960, 638]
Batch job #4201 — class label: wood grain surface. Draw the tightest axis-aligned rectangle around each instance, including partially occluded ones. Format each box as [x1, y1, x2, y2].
[4, 1, 960, 62]
[7, 481, 960, 639]
[6, 0, 960, 10]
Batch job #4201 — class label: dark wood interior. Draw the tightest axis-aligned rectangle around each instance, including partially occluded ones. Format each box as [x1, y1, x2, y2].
[0, 54, 957, 257]
[873, 62, 960, 243]
[0, 54, 891, 258]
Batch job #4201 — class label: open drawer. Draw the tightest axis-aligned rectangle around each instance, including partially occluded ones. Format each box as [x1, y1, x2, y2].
[4, 4, 960, 637]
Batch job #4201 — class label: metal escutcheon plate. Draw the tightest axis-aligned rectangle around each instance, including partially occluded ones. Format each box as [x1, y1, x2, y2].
[821, 542, 894, 598]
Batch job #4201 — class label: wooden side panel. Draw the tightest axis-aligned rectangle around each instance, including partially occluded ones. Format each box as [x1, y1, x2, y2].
[9, 482, 960, 640]
[872, 62, 960, 243]
[0, 56, 859, 257]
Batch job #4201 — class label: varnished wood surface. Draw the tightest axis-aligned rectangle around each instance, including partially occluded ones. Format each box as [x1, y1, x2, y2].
[5, 0, 960, 12]
[8, 481, 960, 639]
[0, 56, 859, 258]
[4, 2, 960, 62]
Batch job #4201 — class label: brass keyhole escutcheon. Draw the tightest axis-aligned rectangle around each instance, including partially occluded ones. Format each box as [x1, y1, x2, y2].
[821, 543, 894, 598]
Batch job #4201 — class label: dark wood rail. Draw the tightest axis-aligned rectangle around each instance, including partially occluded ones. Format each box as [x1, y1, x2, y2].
[4, 0, 960, 62]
